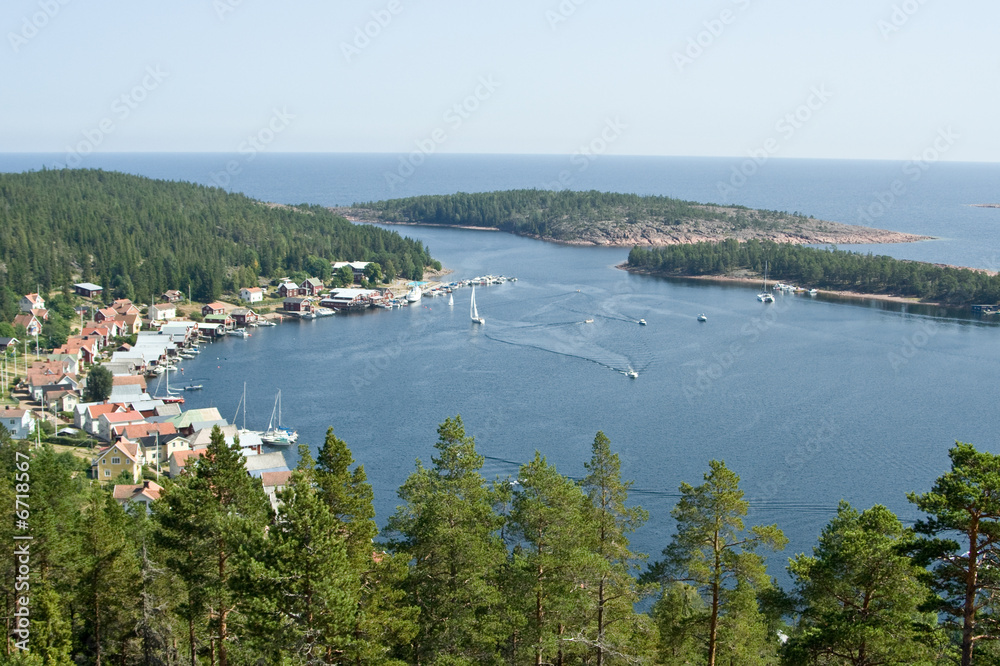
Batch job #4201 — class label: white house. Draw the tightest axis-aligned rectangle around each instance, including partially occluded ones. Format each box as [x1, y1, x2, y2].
[0, 407, 35, 440]
[19, 293, 44, 313]
[240, 287, 264, 303]
[148, 303, 177, 321]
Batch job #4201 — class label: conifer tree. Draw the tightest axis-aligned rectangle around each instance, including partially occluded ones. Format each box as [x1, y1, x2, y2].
[787, 502, 940, 666]
[907, 442, 1000, 666]
[580, 431, 656, 665]
[74, 486, 139, 666]
[650, 460, 787, 666]
[249, 449, 356, 662]
[314, 433, 417, 664]
[384, 415, 509, 665]
[509, 452, 593, 666]
[154, 426, 269, 666]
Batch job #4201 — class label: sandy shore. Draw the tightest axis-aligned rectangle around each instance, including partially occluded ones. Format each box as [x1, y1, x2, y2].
[618, 264, 961, 308]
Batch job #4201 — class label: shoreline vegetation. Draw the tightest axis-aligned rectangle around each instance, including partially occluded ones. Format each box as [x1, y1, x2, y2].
[336, 188, 932, 247]
[625, 240, 1000, 309]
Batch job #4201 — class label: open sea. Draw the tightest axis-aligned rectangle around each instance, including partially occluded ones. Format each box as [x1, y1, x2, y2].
[3, 152, 1000, 582]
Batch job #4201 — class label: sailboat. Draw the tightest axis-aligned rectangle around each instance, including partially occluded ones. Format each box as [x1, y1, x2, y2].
[152, 369, 184, 404]
[448, 293, 454, 307]
[470, 286, 485, 325]
[261, 389, 297, 445]
[757, 262, 775, 303]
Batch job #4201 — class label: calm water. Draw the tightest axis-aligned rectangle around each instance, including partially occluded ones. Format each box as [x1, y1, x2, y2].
[4, 153, 1000, 577]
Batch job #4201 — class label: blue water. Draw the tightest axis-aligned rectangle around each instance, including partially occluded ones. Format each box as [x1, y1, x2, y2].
[4, 153, 1000, 580]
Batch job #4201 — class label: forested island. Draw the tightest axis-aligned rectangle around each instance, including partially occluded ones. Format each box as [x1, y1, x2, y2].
[0, 169, 436, 306]
[3, 418, 998, 665]
[338, 189, 929, 247]
[627, 239, 1000, 307]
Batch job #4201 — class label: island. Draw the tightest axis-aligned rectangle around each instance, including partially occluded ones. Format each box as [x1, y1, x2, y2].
[337, 189, 931, 247]
[625, 240, 1000, 308]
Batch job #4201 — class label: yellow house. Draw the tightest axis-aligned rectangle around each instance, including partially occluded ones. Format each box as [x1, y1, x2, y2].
[92, 438, 143, 483]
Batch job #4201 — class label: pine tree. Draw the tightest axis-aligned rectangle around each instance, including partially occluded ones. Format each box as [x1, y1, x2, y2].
[509, 452, 593, 666]
[580, 431, 656, 665]
[74, 486, 139, 666]
[650, 460, 787, 666]
[384, 415, 509, 665]
[154, 426, 269, 666]
[251, 450, 356, 662]
[787, 502, 940, 665]
[314, 433, 417, 664]
[907, 442, 1000, 666]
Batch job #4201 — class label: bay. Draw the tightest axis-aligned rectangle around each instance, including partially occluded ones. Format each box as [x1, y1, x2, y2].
[4, 152, 1000, 579]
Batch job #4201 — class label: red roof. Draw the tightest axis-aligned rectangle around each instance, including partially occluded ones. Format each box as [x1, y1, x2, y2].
[113, 480, 163, 502]
[103, 410, 145, 424]
[260, 470, 294, 487]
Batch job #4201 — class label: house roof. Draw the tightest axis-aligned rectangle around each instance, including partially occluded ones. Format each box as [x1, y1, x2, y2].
[102, 410, 145, 424]
[87, 403, 122, 418]
[98, 438, 140, 465]
[23, 293, 43, 305]
[113, 480, 163, 502]
[97, 307, 117, 319]
[260, 470, 293, 488]
[204, 301, 228, 311]
[244, 452, 290, 475]
[242, 287, 263, 293]
[169, 449, 206, 467]
[0, 407, 30, 419]
[74, 282, 103, 291]
[230, 308, 255, 317]
[113, 375, 147, 388]
[0, 337, 18, 347]
[13, 313, 38, 328]
[119, 422, 177, 440]
[151, 302, 174, 310]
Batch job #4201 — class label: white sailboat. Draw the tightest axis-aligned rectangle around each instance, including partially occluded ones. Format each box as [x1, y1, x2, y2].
[448, 293, 454, 307]
[261, 389, 297, 445]
[470, 286, 485, 324]
[757, 262, 775, 303]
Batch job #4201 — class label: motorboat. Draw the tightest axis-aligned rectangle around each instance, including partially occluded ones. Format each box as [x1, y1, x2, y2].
[697, 314, 707, 322]
[638, 319, 647, 325]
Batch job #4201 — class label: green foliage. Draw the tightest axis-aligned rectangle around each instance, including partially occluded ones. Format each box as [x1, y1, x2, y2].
[82, 364, 113, 403]
[628, 239, 1000, 306]
[355, 189, 807, 242]
[384, 415, 510, 665]
[649, 459, 787, 666]
[786, 502, 940, 665]
[907, 442, 1000, 666]
[0, 169, 435, 308]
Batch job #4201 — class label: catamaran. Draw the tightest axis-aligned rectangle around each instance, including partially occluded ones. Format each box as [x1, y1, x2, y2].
[470, 286, 485, 325]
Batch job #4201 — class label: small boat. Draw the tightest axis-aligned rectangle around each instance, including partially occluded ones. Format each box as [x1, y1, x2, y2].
[808, 288, 819, 296]
[697, 314, 707, 322]
[232, 329, 251, 337]
[626, 369, 638, 379]
[470, 286, 485, 325]
[406, 285, 422, 303]
[584, 319, 594, 324]
[184, 384, 203, 391]
[638, 319, 647, 326]
[448, 293, 454, 307]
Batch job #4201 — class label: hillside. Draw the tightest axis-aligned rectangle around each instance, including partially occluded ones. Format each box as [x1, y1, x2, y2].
[0, 169, 435, 306]
[337, 189, 930, 246]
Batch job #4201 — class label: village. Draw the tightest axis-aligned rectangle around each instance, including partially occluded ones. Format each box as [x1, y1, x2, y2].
[0, 260, 456, 512]
[0, 259, 519, 513]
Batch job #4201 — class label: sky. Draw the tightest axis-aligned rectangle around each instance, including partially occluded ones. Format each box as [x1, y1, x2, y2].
[2, 0, 997, 162]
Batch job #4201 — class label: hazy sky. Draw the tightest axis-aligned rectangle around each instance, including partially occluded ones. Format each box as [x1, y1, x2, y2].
[3, 0, 996, 161]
